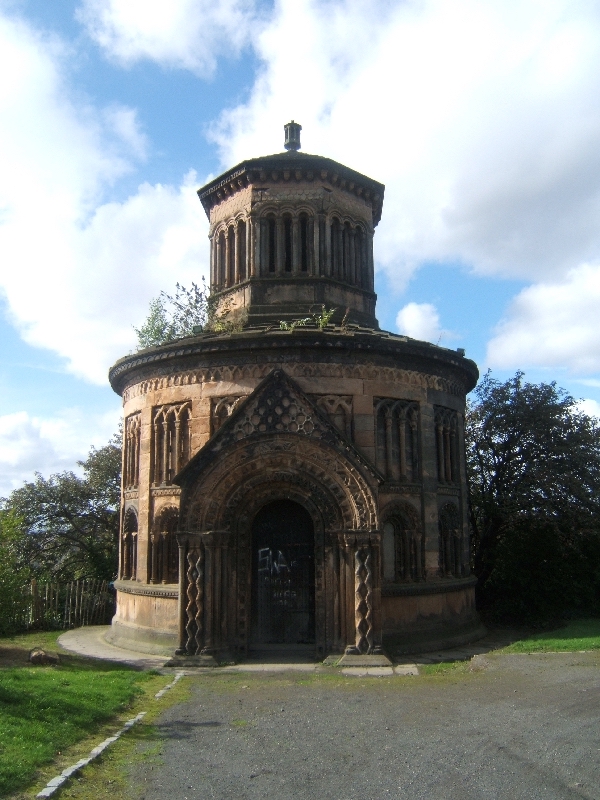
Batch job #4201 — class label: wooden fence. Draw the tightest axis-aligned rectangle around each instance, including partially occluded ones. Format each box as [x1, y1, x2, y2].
[11, 579, 116, 631]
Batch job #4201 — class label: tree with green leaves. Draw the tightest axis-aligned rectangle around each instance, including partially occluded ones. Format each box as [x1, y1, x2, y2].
[1, 432, 122, 582]
[0, 508, 29, 634]
[466, 371, 600, 622]
[134, 281, 245, 350]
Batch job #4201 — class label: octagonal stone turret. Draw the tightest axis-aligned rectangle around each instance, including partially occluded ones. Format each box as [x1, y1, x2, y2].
[197, 128, 384, 329]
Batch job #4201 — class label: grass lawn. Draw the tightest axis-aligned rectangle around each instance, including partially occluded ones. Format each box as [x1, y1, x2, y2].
[0, 630, 157, 797]
[500, 618, 600, 653]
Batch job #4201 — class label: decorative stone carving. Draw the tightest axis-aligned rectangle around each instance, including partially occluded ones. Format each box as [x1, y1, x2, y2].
[176, 531, 232, 657]
[335, 531, 382, 655]
[381, 501, 425, 583]
[311, 395, 353, 439]
[374, 398, 419, 482]
[109, 131, 482, 660]
[151, 402, 192, 485]
[123, 413, 141, 489]
[149, 506, 179, 584]
[211, 396, 244, 434]
[434, 406, 459, 484]
[438, 502, 466, 578]
[122, 360, 465, 402]
[121, 507, 138, 581]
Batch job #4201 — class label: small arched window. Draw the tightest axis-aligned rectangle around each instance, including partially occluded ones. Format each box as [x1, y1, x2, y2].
[218, 231, 226, 287]
[382, 503, 423, 583]
[149, 507, 179, 584]
[152, 403, 192, 485]
[227, 227, 235, 285]
[342, 222, 352, 281]
[237, 219, 246, 281]
[439, 503, 464, 578]
[121, 508, 138, 581]
[299, 213, 309, 272]
[267, 214, 276, 273]
[330, 218, 341, 277]
[283, 214, 293, 272]
[355, 228, 364, 288]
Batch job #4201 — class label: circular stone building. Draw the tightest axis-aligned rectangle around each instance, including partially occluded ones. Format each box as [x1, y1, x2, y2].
[107, 122, 483, 661]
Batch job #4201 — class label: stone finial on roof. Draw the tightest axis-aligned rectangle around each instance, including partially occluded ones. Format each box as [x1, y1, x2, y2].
[284, 120, 302, 151]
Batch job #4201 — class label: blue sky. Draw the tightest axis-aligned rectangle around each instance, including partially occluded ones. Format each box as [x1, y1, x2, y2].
[1, 0, 600, 495]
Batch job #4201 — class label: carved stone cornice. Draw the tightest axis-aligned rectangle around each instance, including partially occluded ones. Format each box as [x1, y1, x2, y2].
[196, 151, 385, 225]
[110, 327, 477, 399]
[379, 483, 422, 495]
[121, 359, 467, 403]
[334, 530, 381, 548]
[437, 486, 460, 497]
[114, 580, 178, 598]
[123, 489, 138, 500]
[382, 576, 476, 597]
[151, 486, 182, 497]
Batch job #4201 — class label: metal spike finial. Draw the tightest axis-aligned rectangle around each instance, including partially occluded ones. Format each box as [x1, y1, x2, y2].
[284, 120, 302, 151]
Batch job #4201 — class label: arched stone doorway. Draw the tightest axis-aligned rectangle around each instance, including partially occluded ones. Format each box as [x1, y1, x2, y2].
[251, 499, 315, 648]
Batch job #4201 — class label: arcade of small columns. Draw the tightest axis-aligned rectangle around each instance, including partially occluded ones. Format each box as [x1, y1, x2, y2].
[210, 210, 375, 292]
[118, 395, 467, 589]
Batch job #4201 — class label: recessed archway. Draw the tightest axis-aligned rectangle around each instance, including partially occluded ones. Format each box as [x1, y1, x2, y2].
[250, 499, 315, 648]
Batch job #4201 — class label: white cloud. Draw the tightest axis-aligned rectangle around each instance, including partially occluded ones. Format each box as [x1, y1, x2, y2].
[486, 264, 600, 374]
[77, 0, 256, 76]
[396, 302, 444, 344]
[3, 0, 600, 388]
[0, 12, 208, 383]
[0, 407, 120, 497]
[210, 0, 600, 290]
[575, 399, 600, 419]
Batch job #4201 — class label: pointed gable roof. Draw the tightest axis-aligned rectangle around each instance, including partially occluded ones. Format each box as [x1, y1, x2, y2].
[174, 369, 382, 488]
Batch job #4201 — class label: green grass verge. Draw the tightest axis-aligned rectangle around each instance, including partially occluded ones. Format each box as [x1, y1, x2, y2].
[0, 631, 156, 797]
[33, 675, 191, 800]
[418, 660, 470, 676]
[501, 618, 600, 653]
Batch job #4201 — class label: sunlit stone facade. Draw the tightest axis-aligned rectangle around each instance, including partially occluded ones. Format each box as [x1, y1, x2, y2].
[107, 123, 483, 659]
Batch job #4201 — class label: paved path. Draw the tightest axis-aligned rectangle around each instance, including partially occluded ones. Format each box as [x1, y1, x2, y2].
[132, 651, 600, 800]
[58, 627, 170, 670]
[57, 625, 520, 672]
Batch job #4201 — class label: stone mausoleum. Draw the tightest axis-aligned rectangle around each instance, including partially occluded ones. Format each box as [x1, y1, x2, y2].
[107, 122, 483, 661]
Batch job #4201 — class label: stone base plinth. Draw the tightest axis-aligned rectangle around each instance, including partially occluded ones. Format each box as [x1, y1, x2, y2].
[337, 653, 393, 667]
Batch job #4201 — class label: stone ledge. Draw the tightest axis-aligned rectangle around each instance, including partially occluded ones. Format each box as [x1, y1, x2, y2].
[114, 580, 178, 598]
[337, 653, 393, 667]
[382, 576, 477, 597]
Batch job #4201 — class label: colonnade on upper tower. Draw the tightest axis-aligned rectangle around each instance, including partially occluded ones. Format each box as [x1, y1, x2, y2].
[197, 123, 384, 329]
[209, 205, 374, 292]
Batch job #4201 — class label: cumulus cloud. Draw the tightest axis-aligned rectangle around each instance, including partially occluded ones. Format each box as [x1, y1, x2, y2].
[0, 407, 120, 497]
[486, 264, 600, 374]
[3, 0, 600, 386]
[396, 302, 444, 344]
[211, 0, 600, 290]
[576, 399, 600, 419]
[77, 0, 256, 76]
[0, 12, 208, 383]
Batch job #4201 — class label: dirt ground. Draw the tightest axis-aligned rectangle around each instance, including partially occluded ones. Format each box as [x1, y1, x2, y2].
[128, 651, 600, 800]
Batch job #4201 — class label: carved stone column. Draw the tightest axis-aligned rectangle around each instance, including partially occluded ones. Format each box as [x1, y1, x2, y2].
[334, 531, 383, 655]
[149, 533, 158, 584]
[175, 531, 232, 660]
[292, 215, 300, 274]
[234, 224, 241, 284]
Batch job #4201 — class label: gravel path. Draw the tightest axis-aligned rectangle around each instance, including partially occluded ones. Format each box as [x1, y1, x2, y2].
[132, 651, 600, 800]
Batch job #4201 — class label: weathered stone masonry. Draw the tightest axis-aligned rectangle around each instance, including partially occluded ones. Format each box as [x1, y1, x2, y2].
[107, 123, 482, 658]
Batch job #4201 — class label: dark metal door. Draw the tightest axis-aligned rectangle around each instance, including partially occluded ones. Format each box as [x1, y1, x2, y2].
[251, 500, 315, 645]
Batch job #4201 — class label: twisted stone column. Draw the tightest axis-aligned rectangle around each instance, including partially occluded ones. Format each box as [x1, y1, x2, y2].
[176, 531, 232, 658]
[334, 531, 382, 655]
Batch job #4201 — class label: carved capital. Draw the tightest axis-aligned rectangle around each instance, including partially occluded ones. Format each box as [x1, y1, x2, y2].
[200, 530, 232, 548]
